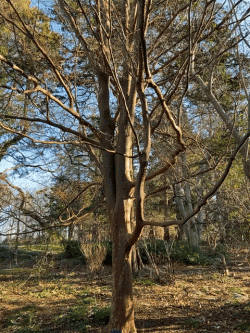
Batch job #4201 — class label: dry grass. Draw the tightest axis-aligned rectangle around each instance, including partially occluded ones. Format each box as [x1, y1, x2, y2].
[80, 241, 107, 272]
[0, 248, 249, 332]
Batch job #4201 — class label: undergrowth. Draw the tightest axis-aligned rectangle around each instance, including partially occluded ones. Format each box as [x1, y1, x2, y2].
[139, 240, 219, 266]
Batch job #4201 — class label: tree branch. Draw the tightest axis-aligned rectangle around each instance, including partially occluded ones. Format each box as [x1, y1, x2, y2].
[143, 129, 250, 228]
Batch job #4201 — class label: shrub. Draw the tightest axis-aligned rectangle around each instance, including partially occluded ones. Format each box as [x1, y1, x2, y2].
[139, 239, 167, 264]
[0, 246, 15, 261]
[0, 246, 40, 262]
[60, 240, 113, 266]
[60, 239, 214, 267]
[171, 241, 212, 265]
[80, 241, 107, 272]
[61, 240, 85, 260]
[102, 240, 112, 265]
[139, 239, 213, 266]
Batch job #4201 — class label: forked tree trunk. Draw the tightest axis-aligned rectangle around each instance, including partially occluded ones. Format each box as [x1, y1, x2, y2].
[98, 67, 138, 331]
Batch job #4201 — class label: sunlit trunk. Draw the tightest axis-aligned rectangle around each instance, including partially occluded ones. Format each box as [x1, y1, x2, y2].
[98, 63, 138, 330]
[106, 198, 136, 332]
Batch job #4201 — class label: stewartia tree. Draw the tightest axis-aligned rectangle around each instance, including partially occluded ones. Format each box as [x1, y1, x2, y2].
[0, 0, 250, 331]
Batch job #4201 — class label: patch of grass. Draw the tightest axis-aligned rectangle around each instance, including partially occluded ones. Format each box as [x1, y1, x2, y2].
[14, 329, 43, 333]
[185, 318, 201, 328]
[245, 303, 250, 312]
[100, 285, 111, 291]
[92, 306, 111, 325]
[200, 286, 209, 293]
[134, 278, 156, 286]
[235, 321, 250, 331]
[209, 273, 221, 280]
[56, 314, 89, 332]
[20, 243, 64, 254]
[5, 305, 41, 332]
[0, 246, 40, 262]
[68, 304, 88, 321]
[77, 288, 93, 298]
[81, 297, 96, 305]
[228, 287, 244, 294]
[56, 304, 90, 332]
[54, 293, 95, 332]
[28, 284, 76, 299]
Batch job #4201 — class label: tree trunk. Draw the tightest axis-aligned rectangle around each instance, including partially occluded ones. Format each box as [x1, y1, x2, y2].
[15, 218, 20, 251]
[131, 244, 144, 274]
[68, 224, 74, 241]
[105, 198, 136, 333]
[181, 154, 200, 246]
[175, 183, 189, 242]
[163, 175, 170, 241]
[97, 65, 137, 331]
[109, 245, 136, 332]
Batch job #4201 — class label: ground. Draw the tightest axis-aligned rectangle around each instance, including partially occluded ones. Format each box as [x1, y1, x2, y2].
[0, 245, 249, 332]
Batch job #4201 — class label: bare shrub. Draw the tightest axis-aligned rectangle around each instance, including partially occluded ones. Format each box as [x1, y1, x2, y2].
[80, 241, 107, 272]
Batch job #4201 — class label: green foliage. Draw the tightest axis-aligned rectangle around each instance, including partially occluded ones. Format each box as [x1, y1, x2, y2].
[6, 306, 41, 332]
[80, 297, 96, 306]
[206, 129, 237, 158]
[0, 245, 41, 261]
[139, 240, 213, 266]
[64, 305, 89, 332]
[171, 241, 213, 265]
[185, 318, 201, 328]
[102, 240, 112, 265]
[209, 273, 221, 280]
[92, 306, 111, 325]
[54, 291, 96, 331]
[134, 278, 156, 286]
[228, 287, 244, 295]
[0, 246, 15, 261]
[61, 240, 85, 260]
[20, 243, 63, 254]
[60, 240, 113, 266]
[15, 329, 42, 333]
[236, 321, 250, 331]
[245, 303, 250, 313]
[68, 304, 88, 322]
[139, 239, 165, 264]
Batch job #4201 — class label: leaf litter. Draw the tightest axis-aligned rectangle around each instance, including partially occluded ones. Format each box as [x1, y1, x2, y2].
[0, 248, 249, 332]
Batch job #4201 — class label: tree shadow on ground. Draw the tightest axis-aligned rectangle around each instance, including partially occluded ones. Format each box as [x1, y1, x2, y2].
[1, 291, 250, 332]
[135, 300, 250, 332]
